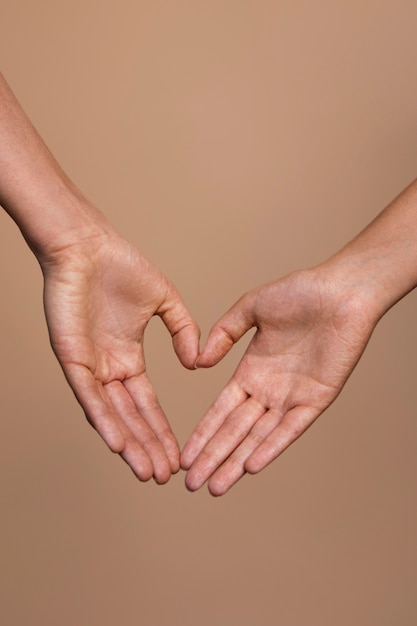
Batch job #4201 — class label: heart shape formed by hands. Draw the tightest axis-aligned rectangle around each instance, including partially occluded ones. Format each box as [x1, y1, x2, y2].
[1, 70, 413, 497]
[43, 230, 376, 496]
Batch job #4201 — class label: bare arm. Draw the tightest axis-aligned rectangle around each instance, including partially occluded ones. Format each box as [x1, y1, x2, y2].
[0, 72, 200, 483]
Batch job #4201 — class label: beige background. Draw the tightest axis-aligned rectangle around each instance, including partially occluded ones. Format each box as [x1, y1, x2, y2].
[1, 2, 417, 625]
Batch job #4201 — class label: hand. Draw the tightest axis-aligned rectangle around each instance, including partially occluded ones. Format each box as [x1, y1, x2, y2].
[181, 267, 378, 495]
[41, 229, 199, 484]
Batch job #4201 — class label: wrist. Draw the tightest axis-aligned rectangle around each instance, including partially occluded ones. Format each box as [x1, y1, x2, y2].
[320, 235, 417, 325]
[7, 180, 115, 266]
[311, 255, 390, 329]
[317, 181, 417, 321]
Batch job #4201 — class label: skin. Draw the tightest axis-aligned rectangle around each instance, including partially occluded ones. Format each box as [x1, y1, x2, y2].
[42, 231, 199, 483]
[182, 179, 417, 495]
[2, 70, 417, 495]
[0, 72, 200, 484]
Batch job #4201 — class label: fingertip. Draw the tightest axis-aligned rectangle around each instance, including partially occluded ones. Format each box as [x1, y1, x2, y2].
[169, 455, 181, 474]
[195, 327, 233, 368]
[180, 438, 202, 470]
[198, 292, 255, 366]
[163, 435, 181, 473]
[208, 463, 246, 496]
[153, 461, 173, 485]
[134, 463, 154, 483]
[244, 454, 265, 475]
[173, 322, 201, 370]
[184, 475, 197, 492]
[180, 449, 193, 471]
[184, 469, 205, 492]
[154, 473, 171, 485]
[108, 439, 125, 455]
[123, 453, 154, 482]
[102, 428, 125, 454]
[207, 481, 227, 497]
[194, 352, 218, 369]
[151, 442, 177, 484]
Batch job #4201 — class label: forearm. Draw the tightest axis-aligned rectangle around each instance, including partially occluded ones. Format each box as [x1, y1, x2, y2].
[316, 179, 417, 321]
[0, 72, 110, 261]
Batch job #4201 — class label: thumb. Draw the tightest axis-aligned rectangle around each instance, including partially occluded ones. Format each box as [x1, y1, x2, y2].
[158, 286, 200, 370]
[197, 291, 256, 368]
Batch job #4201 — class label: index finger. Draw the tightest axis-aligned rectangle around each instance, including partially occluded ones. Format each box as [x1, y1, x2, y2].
[181, 380, 247, 470]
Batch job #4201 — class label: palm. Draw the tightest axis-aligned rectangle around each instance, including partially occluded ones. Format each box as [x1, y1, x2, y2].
[240, 274, 369, 407]
[182, 270, 376, 495]
[48, 241, 163, 379]
[43, 234, 199, 484]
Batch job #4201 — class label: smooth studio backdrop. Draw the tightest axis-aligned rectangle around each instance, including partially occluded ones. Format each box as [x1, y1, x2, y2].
[1, 2, 416, 625]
